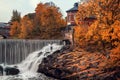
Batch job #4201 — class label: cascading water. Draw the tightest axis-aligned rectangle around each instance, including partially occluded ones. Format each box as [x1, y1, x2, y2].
[0, 39, 62, 64]
[0, 43, 63, 80]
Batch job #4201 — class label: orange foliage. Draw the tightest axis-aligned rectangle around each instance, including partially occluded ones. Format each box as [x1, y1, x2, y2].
[75, 0, 99, 26]
[19, 16, 34, 38]
[74, 26, 88, 47]
[35, 2, 66, 39]
[111, 44, 120, 61]
[10, 21, 21, 38]
[74, 0, 120, 53]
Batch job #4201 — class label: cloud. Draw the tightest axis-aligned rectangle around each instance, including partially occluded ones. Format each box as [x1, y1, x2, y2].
[29, 0, 40, 8]
[0, 1, 13, 22]
[0, 0, 35, 22]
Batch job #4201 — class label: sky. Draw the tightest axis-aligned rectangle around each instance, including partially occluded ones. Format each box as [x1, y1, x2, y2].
[0, 0, 80, 22]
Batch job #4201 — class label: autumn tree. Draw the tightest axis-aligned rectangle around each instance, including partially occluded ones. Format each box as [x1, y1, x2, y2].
[19, 15, 34, 39]
[74, 0, 120, 52]
[35, 2, 66, 39]
[86, 0, 120, 48]
[10, 21, 21, 38]
[74, 0, 99, 48]
[10, 10, 21, 38]
[75, 0, 98, 26]
[74, 26, 88, 48]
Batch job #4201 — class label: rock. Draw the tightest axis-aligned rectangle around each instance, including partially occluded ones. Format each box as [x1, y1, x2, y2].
[61, 39, 71, 45]
[4, 67, 20, 75]
[37, 49, 120, 80]
[103, 66, 120, 72]
[54, 68, 62, 76]
[0, 65, 3, 75]
[89, 62, 99, 68]
[37, 49, 72, 79]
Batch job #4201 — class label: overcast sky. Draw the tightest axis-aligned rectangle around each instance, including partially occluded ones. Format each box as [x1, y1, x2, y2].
[0, 0, 80, 22]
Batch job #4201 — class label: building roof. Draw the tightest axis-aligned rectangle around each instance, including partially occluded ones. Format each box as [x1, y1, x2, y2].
[66, 3, 78, 12]
[0, 22, 10, 28]
[84, 16, 97, 21]
[0, 22, 6, 27]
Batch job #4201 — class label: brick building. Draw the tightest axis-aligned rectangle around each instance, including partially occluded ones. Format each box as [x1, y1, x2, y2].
[66, 3, 78, 26]
[78, 16, 97, 27]
[63, 3, 79, 45]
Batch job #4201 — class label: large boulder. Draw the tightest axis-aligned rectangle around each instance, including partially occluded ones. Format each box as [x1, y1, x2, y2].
[4, 67, 20, 75]
[37, 49, 71, 79]
[37, 49, 120, 80]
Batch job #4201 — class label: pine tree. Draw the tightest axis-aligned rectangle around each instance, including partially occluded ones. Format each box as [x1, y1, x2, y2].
[11, 10, 21, 22]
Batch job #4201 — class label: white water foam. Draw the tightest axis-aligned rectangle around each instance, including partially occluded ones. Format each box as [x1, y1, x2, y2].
[0, 43, 63, 80]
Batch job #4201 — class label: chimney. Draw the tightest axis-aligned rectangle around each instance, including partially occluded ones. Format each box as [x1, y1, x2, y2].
[74, 3, 78, 7]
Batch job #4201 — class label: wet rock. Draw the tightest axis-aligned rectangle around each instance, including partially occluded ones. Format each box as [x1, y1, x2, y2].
[4, 67, 20, 75]
[0, 65, 3, 75]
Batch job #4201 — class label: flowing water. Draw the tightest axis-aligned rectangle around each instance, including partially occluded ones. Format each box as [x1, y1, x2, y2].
[0, 43, 63, 80]
[0, 39, 62, 64]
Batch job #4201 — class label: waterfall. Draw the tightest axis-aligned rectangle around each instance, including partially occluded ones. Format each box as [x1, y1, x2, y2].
[18, 43, 63, 72]
[0, 43, 63, 80]
[0, 39, 62, 64]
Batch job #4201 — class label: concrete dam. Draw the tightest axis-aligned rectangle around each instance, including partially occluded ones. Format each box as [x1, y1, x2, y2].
[0, 39, 62, 64]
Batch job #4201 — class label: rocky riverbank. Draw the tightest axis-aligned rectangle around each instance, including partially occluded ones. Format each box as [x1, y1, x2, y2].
[38, 48, 120, 80]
